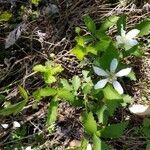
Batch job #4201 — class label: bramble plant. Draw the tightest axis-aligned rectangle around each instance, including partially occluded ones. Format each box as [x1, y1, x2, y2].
[0, 15, 150, 149]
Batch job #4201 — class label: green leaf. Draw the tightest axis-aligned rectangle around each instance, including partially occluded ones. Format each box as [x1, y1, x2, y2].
[95, 38, 112, 52]
[135, 20, 150, 36]
[47, 96, 58, 126]
[117, 15, 127, 35]
[103, 84, 122, 100]
[82, 112, 97, 134]
[101, 122, 128, 138]
[44, 73, 56, 84]
[105, 100, 120, 116]
[143, 118, 150, 128]
[96, 105, 108, 125]
[122, 95, 132, 106]
[122, 46, 143, 57]
[83, 15, 96, 34]
[57, 89, 75, 102]
[0, 11, 12, 22]
[127, 70, 136, 81]
[146, 143, 150, 150]
[75, 36, 85, 47]
[33, 87, 57, 101]
[93, 134, 109, 150]
[98, 43, 119, 69]
[72, 75, 81, 91]
[32, 0, 41, 5]
[0, 100, 27, 116]
[60, 79, 73, 91]
[18, 85, 28, 100]
[33, 64, 47, 72]
[71, 45, 87, 60]
[99, 15, 119, 31]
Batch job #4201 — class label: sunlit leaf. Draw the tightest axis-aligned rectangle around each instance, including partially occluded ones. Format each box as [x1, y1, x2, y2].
[33, 87, 57, 101]
[82, 112, 97, 134]
[93, 134, 109, 150]
[99, 15, 119, 31]
[72, 75, 81, 91]
[103, 84, 122, 100]
[0, 11, 12, 22]
[47, 96, 58, 126]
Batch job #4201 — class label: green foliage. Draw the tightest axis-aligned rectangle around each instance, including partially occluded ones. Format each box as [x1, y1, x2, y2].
[0, 100, 27, 116]
[32, 0, 41, 5]
[33, 61, 63, 84]
[135, 20, 150, 36]
[117, 15, 127, 34]
[82, 112, 97, 134]
[0, 11, 12, 22]
[83, 15, 96, 34]
[99, 15, 119, 31]
[101, 122, 128, 138]
[8, 15, 146, 149]
[47, 96, 58, 126]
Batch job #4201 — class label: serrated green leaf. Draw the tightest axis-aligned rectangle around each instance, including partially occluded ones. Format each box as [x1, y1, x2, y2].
[44, 73, 56, 84]
[60, 79, 73, 91]
[99, 15, 119, 31]
[33, 87, 57, 101]
[101, 122, 128, 138]
[0, 100, 27, 116]
[103, 84, 122, 100]
[135, 20, 150, 36]
[47, 97, 58, 126]
[75, 36, 85, 47]
[71, 45, 87, 60]
[57, 88, 75, 102]
[117, 15, 127, 35]
[33, 64, 47, 72]
[83, 15, 96, 34]
[18, 85, 28, 100]
[0, 11, 12, 22]
[72, 75, 81, 91]
[82, 112, 97, 134]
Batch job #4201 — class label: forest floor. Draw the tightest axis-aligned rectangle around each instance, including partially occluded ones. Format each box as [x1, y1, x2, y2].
[0, 0, 150, 149]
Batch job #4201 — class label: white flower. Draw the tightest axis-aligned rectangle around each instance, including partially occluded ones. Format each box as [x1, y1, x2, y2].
[1, 123, 9, 129]
[25, 146, 32, 150]
[13, 121, 21, 128]
[116, 24, 140, 50]
[93, 58, 131, 94]
[86, 144, 92, 150]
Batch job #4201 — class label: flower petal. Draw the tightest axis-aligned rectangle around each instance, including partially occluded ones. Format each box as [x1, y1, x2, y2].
[128, 39, 138, 46]
[1, 124, 9, 129]
[94, 79, 108, 89]
[116, 36, 124, 44]
[13, 121, 21, 128]
[93, 66, 108, 76]
[110, 58, 118, 72]
[112, 80, 123, 94]
[126, 29, 140, 39]
[116, 68, 131, 77]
